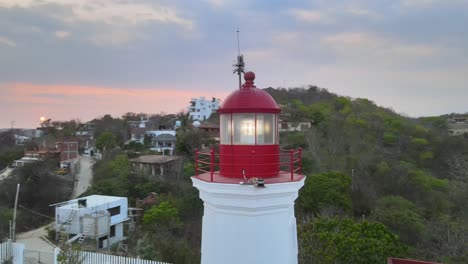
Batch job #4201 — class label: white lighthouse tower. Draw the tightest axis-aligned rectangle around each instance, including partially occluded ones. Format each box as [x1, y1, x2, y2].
[192, 71, 305, 264]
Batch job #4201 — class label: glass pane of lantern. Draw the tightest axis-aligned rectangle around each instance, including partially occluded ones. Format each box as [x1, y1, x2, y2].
[257, 113, 275, 144]
[220, 114, 231, 144]
[233, 113, 255, 144]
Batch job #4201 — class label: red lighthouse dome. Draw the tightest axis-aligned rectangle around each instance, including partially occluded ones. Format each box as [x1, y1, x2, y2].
[219, 72, 280, 114]
[193, 71, 303, 184]
[218, 72, 281, 179]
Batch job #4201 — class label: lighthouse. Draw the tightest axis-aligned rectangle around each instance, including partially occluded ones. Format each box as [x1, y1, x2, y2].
[192, 71, 305, 264]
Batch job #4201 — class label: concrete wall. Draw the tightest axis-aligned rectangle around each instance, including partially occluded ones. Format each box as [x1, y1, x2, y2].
[192, 178, 305, 264]
[109, 223, 124, 245]
[56, 197, 128, 235]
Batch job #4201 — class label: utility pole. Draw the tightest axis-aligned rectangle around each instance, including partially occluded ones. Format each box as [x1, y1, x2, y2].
[12, 183, 20, 242]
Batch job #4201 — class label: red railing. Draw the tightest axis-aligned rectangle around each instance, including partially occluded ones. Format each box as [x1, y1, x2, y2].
[195, 147, 303, 182]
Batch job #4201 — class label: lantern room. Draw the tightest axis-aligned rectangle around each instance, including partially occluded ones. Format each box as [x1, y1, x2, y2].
[194, 71, 303, 184]
[218, 71, 280, 179]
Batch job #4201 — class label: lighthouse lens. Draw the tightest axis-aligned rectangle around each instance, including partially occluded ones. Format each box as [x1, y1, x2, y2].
[233, 113, 255, 144]
[256, 113, 275, 144]
[220, 114, 232, 144]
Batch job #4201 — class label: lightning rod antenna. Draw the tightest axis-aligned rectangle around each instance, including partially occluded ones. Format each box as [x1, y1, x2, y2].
[233, 28, 245, 89]
[237, 28, 240, 56]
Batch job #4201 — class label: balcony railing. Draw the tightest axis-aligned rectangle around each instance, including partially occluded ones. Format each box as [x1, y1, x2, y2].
[195, 147, 303, 182]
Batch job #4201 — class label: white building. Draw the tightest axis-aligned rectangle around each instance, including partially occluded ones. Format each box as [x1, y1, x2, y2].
[14, 135, 32, 145]
[188, 96, 220, 121]
[146, 130, 176, 155]
[52, 195, 129, 249]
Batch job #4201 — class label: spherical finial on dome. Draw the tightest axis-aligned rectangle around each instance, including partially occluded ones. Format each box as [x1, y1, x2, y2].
[244, 71, 255, 81]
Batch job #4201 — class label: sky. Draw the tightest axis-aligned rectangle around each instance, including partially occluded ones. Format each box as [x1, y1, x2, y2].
[1, 0, 467, 128]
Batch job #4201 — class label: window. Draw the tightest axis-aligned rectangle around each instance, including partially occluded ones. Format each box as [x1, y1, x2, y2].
[110, 225, 116, 237]
[222, 113, 277, 145]
[107, 206, 120, 216]
[256, 114, 276, 144]
[220, 114, 231, 144]
[233, 113, 255, 144]
[98, 235, 108, 249]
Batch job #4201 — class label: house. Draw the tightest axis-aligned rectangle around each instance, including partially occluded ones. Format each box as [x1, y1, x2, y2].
[129, 118, 149, 144]
[199, 122, 220, 140]
[130, 155, 181, 179]
[448, 115, 468, 136]
[279, 120, 311, 132]
[14, 134, 32, 145]
[188, 96, 220, 121]
[78, 135, 97, 156]
[448, 114, 468, 124]
[75, 122, 96, 137]
[12, 149, 60, 167]
[145, 130, 176, 155]
[448, 123, 468, 136]
[56, 138, 79, 162]
[52, 195, 129, 250]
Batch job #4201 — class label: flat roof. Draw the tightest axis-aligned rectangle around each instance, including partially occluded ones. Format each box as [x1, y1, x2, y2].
[53, 195, 126, 209]
[130, 155, 180, 164]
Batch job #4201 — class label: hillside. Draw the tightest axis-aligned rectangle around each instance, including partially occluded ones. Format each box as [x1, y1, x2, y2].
[266, 86, 468, 263]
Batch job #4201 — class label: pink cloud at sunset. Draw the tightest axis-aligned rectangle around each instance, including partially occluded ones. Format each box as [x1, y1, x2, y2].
[0, 83, 228, 128]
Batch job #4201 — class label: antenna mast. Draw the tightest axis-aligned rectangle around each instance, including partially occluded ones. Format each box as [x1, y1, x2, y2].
[233, 28, 245, 89]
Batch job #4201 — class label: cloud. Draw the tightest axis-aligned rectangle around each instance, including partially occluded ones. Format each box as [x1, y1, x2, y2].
[54, 30, 71, 39]
[400, 0, 438, 7]
[321, 32, 444, 67]
[290, 9, 327, 23]
[400, 0, 468, 8]
[0, 0, 193, 28]
[0, 0, 193, 45]
[346, 7, 380, 18]
[203, 0, 226, 8]
[0, 36, 16, 47]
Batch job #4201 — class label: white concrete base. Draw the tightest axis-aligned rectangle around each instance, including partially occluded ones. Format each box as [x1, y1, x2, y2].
[192, 177, 305, 264]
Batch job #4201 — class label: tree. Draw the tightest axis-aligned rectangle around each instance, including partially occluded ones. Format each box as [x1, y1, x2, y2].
[90, 154, 130, 197]
[0, 158, 72, 232]
[143, 201, 182, 228]
[0, 208, 13, 241]
[298, 171, 352, 215]
[56, 243, 85, 264]
[298, 217, 406, 264]
[96, 132, 117, 152]
[420, 215, 468, 263]
[371, 196, 425, 244]
[124, 141, 146, 152]
[93, 114, 126, 144]
[0, 131, 23, 169]
[175, 129, 213, 157]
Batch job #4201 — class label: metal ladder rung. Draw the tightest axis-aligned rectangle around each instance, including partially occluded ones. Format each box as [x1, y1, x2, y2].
[78, 221, 92, 244]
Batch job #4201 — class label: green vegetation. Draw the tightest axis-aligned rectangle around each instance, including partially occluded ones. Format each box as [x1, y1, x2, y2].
[267, 87, 468, 263]
[0, 131, 23, 169]
[82, 87, 467, 263]
[0, 157, 73, 237]
[96, 131, 118, 152]
[85, 149, 201, 263]
[3, 86, 465, 263]
[298, 171, 352, 215]
[298, 217, 406, 264]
